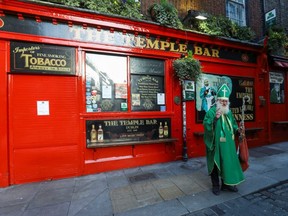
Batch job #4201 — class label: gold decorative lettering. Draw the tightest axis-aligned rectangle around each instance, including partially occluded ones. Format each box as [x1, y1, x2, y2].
[135, 37, 146, 48]
[146, 39, 160, 50]
[194, 46, 203, 55]
[202, 48, 211, 56]
[169, 42, 179, 52]
[179, 44, 187, 53]
[212, 49, 220, 58]
[160, 41, 170, 50]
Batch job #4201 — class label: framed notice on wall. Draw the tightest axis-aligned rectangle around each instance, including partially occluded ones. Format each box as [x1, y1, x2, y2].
[269, 72, 285, 104]
[10, 41, 76, 75]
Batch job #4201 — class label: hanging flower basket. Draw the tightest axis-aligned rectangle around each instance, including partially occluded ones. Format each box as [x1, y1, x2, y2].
[173, 51, 203, 82]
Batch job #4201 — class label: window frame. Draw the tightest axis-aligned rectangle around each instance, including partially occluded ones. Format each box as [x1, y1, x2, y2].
[84, 51, 168, 114]
[226, 0, 246, 26]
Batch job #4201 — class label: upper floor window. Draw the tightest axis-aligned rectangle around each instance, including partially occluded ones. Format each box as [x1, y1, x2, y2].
[226, 0, 246, 26]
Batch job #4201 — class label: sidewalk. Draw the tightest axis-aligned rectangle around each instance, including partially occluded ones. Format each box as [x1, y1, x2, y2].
[1, 142, 288, 216]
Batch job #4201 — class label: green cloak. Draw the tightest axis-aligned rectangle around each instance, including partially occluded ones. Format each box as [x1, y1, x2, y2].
[203, 106, 244, 185]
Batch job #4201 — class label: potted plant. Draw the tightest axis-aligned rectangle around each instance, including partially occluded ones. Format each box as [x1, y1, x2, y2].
[148, 0, 183, 29]
[173, 51, 203, 82]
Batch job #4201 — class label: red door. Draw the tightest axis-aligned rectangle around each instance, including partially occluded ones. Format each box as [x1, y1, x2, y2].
[9, 74, 80, 184]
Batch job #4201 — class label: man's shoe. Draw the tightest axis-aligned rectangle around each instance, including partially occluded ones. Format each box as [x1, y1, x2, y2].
[212, 186, 220, 195]
[221, 184, 238, 192]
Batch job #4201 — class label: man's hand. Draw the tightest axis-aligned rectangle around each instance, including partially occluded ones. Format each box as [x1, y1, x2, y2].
[238, 122, 245, 134]
[215, 109, 222, 119]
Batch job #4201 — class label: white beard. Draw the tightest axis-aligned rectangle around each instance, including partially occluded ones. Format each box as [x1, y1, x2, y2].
[216, 101, 230, 115]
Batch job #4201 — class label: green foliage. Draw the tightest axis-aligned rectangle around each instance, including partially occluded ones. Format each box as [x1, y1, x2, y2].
[194, 15, 254, 41]
[41, 0, 143, 19]
[173, 51, 202, 81]
[119, 0, 143, 19]
[37, 1, 257, 42]
[45, 0, 80, 7]
[148, 0, 183, 29]
[267, 27, 288, 56]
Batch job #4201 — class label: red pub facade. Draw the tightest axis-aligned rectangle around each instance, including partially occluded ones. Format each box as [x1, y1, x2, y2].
[0, 0, 287, 187]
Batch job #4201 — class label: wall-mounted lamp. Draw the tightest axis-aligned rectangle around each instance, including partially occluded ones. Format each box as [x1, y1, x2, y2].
[182, 10, 208, 27]
[195, 14, 207, 20]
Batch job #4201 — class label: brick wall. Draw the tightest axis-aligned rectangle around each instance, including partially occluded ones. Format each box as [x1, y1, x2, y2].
[246, 0, 264, 40]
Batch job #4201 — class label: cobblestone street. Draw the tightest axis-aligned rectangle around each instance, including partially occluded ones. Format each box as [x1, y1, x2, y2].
[184, 180, 288, 216]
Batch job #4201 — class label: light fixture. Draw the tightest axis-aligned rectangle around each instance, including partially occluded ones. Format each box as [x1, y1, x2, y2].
[195, 15, 207, 20]
[182, 10, 209, 28]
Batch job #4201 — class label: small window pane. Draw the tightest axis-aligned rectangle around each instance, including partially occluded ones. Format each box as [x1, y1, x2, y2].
[226, 0, 246, 26]
[85, 53, 128, 112]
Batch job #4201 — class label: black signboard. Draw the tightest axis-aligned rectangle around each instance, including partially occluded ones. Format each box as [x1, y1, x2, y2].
[130, 57, 165, 111]
[10, 41, 76, 75]
[130, 57, 164, 75]
[131, 75, 164, 111]
[86, 118, 171, 147]
[1, 14, 258, 63]
[196, 74, 254, 122]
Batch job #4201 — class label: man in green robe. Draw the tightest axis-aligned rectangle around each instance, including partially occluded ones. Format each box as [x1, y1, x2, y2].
[203, 84, 244, 195]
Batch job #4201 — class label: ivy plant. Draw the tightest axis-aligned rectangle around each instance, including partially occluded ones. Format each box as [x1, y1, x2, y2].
[148, 0, 183, 29]
[267, 27, 288, 56]
[38, 0, 143, 20]
[188, 15, 255, 41]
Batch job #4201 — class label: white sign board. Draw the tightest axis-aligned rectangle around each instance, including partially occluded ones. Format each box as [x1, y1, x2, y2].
[265, 9, 276, 22]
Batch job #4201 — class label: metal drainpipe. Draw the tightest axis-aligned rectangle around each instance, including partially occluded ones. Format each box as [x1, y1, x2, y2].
[182, 81, 188, 162]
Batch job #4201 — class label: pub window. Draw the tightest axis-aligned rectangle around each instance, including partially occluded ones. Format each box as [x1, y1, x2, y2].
[86, 53, 128, 112]
[85, 53, 166, 112]
[269, 72, 285, 104]
[226, 0, 246, 26]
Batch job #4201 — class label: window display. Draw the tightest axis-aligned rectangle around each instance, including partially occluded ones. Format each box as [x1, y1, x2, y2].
[85, 53, 127, 112]
[85, 54, 166, 113]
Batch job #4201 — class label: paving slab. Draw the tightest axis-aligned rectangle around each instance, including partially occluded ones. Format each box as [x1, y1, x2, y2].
[115, 199, 189, 216]
[264, 166, 288, 182]
[178, 189, 240, 213]
[23, 202, 70, 216]
[169, 175, 205, 195]
[237, 174, 279, 195]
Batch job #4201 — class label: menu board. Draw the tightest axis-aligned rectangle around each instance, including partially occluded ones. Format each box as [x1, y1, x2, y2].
[130, 57, 165, 111]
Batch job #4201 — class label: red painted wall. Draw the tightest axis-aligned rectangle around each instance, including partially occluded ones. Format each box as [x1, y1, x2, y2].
[8, 75, 81, 184]
[0, 40, 9, 187]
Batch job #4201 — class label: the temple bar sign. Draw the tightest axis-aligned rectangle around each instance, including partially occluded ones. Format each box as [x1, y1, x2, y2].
[10, 41, 76, 75]
[1, 14, 257, 64]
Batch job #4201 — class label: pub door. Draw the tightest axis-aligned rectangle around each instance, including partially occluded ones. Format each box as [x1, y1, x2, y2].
[8, 74, 81, 184]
